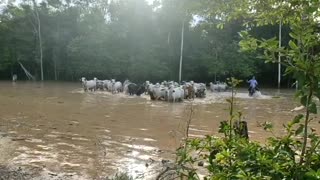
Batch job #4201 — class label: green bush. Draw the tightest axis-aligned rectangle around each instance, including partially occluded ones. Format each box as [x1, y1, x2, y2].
[175, 78, 320, 180]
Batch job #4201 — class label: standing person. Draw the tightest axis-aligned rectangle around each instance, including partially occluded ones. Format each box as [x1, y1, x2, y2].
[12, 74, 17, 82]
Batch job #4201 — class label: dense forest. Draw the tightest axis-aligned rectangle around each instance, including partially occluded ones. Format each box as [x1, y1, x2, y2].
[0, 0, 292, 86]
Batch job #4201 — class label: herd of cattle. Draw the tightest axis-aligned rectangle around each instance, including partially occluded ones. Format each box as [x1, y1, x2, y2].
[80, 77, 228, 102]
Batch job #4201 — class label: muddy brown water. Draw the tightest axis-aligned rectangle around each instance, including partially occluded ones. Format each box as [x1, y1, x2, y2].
[0, 81, 319, 179]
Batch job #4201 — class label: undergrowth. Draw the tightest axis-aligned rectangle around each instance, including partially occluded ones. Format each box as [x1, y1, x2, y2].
[173, 78, 320, 180]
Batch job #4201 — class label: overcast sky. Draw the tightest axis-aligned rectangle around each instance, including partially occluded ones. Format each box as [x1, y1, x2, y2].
[0, 0, 156, 12]
[1, 0, 155, 5]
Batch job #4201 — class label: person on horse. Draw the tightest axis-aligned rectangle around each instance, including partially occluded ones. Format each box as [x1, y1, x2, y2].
[247, 76, 259, 96]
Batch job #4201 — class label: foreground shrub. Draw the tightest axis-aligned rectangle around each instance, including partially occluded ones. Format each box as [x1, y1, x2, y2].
[174, 78, 320, 180]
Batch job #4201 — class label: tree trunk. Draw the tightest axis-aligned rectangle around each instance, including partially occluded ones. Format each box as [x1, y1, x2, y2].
[234, 121, 249, 139]
[278, 20, 282, 89]
[54, 19, 60, 81]
[54, 54, 57, 81]
[33, 0, 44, 81]
[214, 73, 217, 83]
[178, 20, 185, 83]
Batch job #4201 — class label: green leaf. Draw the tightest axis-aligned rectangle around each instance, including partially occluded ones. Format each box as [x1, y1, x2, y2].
[307, 6, 319, 14]
[217, 23, 224, 29]
[218, 121, 230, 134]
[295, 124, 304, 136]
[300, 95, 308, 106]
[239, 31, 249, 38]
[262, 121, 273, 131]
[292, 114, 304, 124]
[288, 40, 299, 50]
[308, 102, 317, 114]
[305, 170, 320, 179]
[289, 32, 299, 40]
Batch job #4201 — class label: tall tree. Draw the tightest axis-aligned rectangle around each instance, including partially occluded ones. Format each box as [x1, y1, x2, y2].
[32, 0, 44, 81]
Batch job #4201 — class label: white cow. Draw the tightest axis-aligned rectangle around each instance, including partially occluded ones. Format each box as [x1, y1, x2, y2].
[123, 80, 131, 94]
[102, 80, 112, 91]
[210, 82, 228, 92]
[123, 84, 130, 94]
[147, 83, 155, 93]
[193, 83, 206, 98]
[183, 83, 195, 99]
[96, 79, 104, 90]
[166, 86, 184, 102]
[81, 77, 97, 92]
[210, 82, 219, 92]
[149, 83, 167, 100]
[144, 81, 151, 95]
[112, 81, 122, 94]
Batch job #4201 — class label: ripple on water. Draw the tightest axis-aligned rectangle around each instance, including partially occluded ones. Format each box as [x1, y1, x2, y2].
[8, 131, 17, 134]
[45, 134, 59, 138]
[115, 135, 157, 143]
[189, 128, 211, 133]
[37, 145, 53, 150]
[70, 89, 85, 94]
[118, 157, 149, 179]
[37, 169, 90, 180]
[61, 162, 81, 167]
[104, 129, 111, 133]
[50, 131, 81, 137]
[30, 128, 42, 131]
[248, 131, 257, 134]
[103, 140, 157, 152]
[71, 137, 90, 141]
[17, 146, 30, 151]
[55, 142, 83, 150]
[190, 125, 208, 128]
[115, 151, 163, 180]
[189, 134, 205, 138]
[12, 152, 59, 164]
[150, 104, 165, 108]
[142, 138, 157, 142]
[25, 138, 44, 143]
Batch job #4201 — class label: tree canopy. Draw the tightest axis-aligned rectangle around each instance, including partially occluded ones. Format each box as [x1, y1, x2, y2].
[0, 0, 294, 86]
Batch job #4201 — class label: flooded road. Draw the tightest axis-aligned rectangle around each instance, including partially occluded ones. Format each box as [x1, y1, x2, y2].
[0, 81, 319, 179]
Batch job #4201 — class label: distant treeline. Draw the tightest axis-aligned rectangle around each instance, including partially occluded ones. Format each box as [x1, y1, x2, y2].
[0, 0, 293, 87]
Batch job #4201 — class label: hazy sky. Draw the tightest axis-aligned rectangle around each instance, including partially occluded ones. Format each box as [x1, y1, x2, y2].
[146, 0, 155, 5]
[0, 0, 157, 11]
[2, 0, 155, 5]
